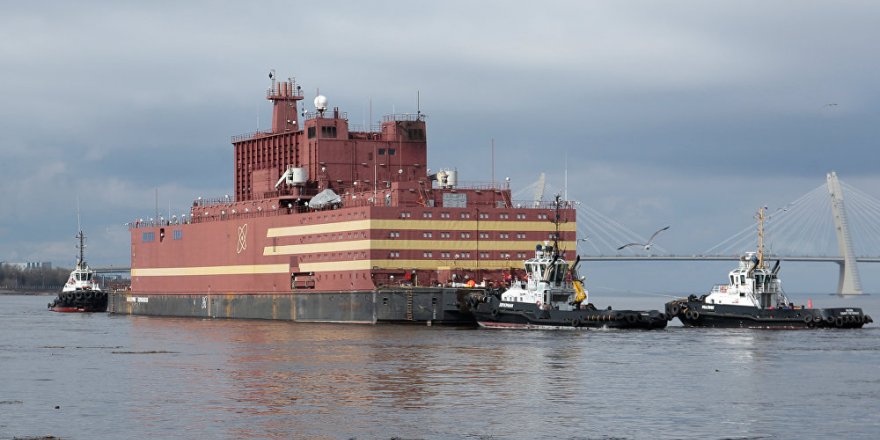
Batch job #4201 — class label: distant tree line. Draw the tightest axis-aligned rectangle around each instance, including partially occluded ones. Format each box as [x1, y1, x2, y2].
[0, 265, 71, 290]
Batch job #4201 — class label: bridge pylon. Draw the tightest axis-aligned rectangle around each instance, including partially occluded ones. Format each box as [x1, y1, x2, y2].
[827, 171, 863, 295]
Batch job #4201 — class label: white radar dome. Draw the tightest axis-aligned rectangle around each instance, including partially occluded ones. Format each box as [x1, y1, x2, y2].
[314, 95, 328, 111]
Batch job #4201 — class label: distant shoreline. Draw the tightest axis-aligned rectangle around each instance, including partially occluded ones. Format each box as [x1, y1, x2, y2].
[0, 289, 55, 296]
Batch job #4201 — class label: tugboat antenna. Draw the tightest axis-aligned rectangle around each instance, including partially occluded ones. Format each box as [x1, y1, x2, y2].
[757, 206, 766, 269]
[552, 194, 562, 258]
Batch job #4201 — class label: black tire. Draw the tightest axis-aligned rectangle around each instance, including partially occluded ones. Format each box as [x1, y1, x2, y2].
[490, 307, 499, 318]
[692, 311, 700, 320]
[825, 316, 835, 324]
[813, 315, 823, 324]
[835, 316, 844, 328]
[626, 314, 637, 324]
[75, 292, 83, 300]
[669, 304, 681, 316]
[803, 315, 813, 323]
[614, 312, 624, 320]
[571, 318, 581, 327]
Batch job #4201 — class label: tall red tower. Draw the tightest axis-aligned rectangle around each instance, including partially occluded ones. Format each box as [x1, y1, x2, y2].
[233, 76, 304, 201]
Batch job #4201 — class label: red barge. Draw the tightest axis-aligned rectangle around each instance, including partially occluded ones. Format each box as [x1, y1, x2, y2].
[111, 75, 576, 324]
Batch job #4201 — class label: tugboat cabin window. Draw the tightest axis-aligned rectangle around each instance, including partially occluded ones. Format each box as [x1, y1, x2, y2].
[730, 275, 735, 285]
[740, 274, 746, 284]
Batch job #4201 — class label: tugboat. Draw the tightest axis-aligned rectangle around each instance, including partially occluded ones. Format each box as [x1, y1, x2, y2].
[48, 230, 108, 313]
[666, 208, 872, 329]
[469, 196, 668, 330]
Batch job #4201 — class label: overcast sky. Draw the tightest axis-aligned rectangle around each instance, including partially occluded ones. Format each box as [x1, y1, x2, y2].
[2, 1, 879, 295]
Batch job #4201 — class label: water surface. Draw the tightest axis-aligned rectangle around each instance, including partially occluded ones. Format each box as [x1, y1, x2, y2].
[2, 294, 878, 439]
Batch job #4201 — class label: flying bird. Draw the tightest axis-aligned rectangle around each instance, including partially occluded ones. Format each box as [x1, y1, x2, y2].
[617, 226, 670, 251]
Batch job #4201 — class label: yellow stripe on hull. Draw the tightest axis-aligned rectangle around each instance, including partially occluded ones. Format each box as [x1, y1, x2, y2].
[132, 264, 290, 277]
[267, 219, 575, 238]
[131, 259, 523, 277]
[264, 240, 577, 256]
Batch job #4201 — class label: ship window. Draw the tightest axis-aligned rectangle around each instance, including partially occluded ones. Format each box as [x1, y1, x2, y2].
[321, 126, 337, 138]
[142, 232, 155, 242]
[173, 230, 183, 240]
[378, 148, 386, 155]
[730, 275, 735, 285]
[307, 127, 316, 138]
[388, 148, 396, 155]
[740, 275, 746, 284]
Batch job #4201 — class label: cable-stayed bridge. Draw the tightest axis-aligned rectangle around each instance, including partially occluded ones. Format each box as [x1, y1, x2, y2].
[518, 172, 880, 295]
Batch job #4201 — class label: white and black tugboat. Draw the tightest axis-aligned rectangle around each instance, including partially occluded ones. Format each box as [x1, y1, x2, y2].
[666, 208, 872, 329]
[469, 196, 668, 330]
[48, 230, 108, 313]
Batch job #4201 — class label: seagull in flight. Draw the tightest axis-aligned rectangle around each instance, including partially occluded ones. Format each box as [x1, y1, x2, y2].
[617, 226, 670, 251]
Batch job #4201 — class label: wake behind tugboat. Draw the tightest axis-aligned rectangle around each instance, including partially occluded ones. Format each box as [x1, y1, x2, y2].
[469, 196, 668, 330]
[48, 230, 108, 313]
[666, 208, 871, 329]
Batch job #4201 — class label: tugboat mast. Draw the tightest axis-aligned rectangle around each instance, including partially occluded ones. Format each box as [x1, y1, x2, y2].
[76, 230, 86, 270]
[756, 207, 766, 269]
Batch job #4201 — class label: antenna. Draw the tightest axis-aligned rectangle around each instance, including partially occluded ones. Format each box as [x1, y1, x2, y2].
[564, 151, 568, 201]
[76, 195, 82, 234]
[491, 138, 495, 188]
[417, 90, 421, 119]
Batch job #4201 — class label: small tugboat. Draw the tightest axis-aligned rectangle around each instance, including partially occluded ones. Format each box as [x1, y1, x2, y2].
[468, 196, 668, 330]
[48, 230, 108, 313]
[666, 208, 872, 329]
